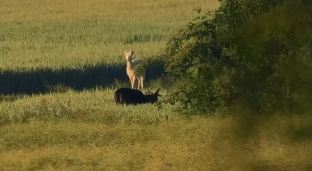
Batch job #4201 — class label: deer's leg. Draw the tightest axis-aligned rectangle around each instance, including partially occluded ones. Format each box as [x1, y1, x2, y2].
[137, 78, 141, 90]
[140, 77, 144, 89]
[130, 76, 135, 89]
[134, 77, 138, 89]
[129, 77, 132, 88]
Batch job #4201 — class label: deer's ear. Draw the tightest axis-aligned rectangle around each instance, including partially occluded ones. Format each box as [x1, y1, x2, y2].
[155, 88, 161, 95]
[131, 50, 135, 54]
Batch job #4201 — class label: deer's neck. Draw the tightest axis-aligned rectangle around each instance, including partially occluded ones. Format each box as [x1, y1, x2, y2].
[126, 61, 134, 77]
[126, 61, 133, 70]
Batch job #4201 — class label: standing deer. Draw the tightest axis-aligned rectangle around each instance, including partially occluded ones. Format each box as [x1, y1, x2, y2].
[124, 50, 144, 89]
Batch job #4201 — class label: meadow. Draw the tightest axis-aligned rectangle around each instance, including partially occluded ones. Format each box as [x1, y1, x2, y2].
[0, 0, 219, 94]
[0, 0, 219, 70]
[1, 89, 312, 170]
[0, 0, 312, 170]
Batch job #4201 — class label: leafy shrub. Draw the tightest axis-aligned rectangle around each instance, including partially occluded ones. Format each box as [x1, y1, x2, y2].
[163, 0, 312, 115]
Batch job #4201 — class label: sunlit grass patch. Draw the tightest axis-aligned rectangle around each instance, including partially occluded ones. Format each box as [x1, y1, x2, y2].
[0, 0, 220, 70]
[1, 114, 311, 170]
[0, 89, 174, 124]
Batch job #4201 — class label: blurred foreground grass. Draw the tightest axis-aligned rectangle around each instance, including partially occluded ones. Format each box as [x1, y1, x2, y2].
[0, 89, 311, 170]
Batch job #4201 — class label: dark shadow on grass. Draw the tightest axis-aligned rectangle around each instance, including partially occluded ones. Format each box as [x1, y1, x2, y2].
[0, 63, 165, 95]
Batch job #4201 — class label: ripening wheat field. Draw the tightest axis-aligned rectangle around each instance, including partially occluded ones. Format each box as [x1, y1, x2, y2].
[0, 0, 220, 94]
[0, 0, 220, 70]
[1, 0, 312, 170]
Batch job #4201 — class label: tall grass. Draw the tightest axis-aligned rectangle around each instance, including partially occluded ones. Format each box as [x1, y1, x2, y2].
[0, 89, 174, 124]
[0, 0, 220, 94]
[0, 0, 220, 70]
[0, 89, 311, 170]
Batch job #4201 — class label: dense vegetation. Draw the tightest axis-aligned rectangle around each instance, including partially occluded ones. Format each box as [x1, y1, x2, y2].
[163, 0, 312, 115]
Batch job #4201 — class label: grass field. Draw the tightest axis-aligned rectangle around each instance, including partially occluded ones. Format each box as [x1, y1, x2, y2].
[0, 0, 220, 94]
[0, 89, 312, 170]
[0, 0, 220, 70]
[1, 0, 312, 170]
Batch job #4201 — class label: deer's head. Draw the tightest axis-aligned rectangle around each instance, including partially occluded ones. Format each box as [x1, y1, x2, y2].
[124, 50, 135, 62]
[145, 88, 161, 103]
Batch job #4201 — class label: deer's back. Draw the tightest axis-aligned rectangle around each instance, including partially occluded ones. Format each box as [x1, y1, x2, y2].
[115, 88, 145, 105]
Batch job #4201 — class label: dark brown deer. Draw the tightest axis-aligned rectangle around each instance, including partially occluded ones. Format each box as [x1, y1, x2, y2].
[114, 88, 161, 106]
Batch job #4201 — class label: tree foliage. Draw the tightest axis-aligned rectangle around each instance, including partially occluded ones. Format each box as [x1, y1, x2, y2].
[163, 0, 312, 115]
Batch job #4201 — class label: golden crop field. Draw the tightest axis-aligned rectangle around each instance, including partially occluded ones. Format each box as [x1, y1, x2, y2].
[0, 0, 220, 94]
[0, 0, 220, 70]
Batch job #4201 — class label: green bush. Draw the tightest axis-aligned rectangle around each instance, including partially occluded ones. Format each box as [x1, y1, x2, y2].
[163, 0, 312, 115]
